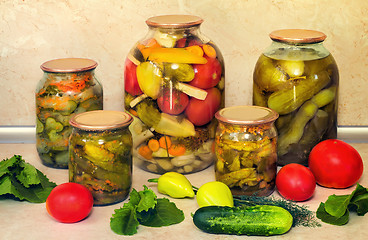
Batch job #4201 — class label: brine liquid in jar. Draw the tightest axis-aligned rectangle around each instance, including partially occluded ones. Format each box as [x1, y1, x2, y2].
[69, 110, 133, 206]
[253, 29, 339, 166]
[124, 15, 225, 174]
[215, 106, 279, 196]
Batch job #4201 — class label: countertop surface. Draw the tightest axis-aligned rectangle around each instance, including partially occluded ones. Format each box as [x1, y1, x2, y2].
[1, 143, 367, 240]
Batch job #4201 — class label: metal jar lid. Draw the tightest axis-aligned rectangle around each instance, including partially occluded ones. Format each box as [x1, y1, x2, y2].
[215, 106, 279, 125]
[269, 29, 326, 44]
[69, 110, 133, 131]
[146, 15, 203, 28]
[40, 58, 98, 73]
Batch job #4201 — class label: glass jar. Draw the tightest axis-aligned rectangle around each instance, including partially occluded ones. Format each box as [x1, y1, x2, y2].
[124, 15, 225, 174]
[36, 58, 103, 169]
[69, 110, 133, 206]
[253, 29, 339, 166]
[215, 106, 278, 196]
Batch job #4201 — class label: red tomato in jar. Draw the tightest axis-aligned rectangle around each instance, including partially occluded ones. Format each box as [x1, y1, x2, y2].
[308, 139, 363, 189]
[124, 58, 143, 96]
[175, 37, 202, 48]
[46, 182, 94, 223]
[185, 87, 221, 126]
[276, 163, 316, 202]
[190, 56, 222, 89]
[157, 88, 189, 115]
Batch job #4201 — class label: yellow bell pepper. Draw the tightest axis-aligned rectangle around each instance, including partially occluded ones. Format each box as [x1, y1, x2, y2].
[148, 172, 195, 198]
[196, 181, 234, 208]
[147, 48, 208, 64]
[136, 61, 162, 99]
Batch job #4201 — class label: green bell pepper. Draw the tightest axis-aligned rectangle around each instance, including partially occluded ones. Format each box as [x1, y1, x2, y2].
[196, 181, 234, 208]
[148, 172, 195, 198]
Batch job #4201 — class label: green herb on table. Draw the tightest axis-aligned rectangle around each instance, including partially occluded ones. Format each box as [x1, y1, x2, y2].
[316, 183, 368, 225]
[0, 155, 57, 203]
[110, 185, 185, 236]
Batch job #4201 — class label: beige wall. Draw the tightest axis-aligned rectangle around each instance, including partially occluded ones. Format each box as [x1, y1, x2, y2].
[1, 0, 367, 126]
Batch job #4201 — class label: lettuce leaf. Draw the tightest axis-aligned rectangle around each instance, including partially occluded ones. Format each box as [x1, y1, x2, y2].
[0, 155, 56, 203]
[110, 185, 184, 235]
[317, 184, 368, 225]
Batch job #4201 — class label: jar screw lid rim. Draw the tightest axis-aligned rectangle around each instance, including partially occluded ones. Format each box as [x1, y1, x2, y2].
[269, 29, 326, 43]
[146, 14, 203, 28]
[69, 110, 133, 131]
[40, 58, 98, 73]
[215, 105, 279, 125]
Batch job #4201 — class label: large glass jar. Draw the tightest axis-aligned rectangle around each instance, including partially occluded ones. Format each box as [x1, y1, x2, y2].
[69, 110, 133, 206]
[36, 58, 103, 168]
[214, 106, 279, 196]
[253, 29, 339, 166]
[124, 15, 225, 174]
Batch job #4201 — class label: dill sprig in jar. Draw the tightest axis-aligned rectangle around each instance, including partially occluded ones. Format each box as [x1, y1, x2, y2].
[215, 106, 279, 196]
[69, 110, 133, 206]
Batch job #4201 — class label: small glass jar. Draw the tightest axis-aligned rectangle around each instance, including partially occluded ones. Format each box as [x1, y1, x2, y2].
[36, 58, 103, 168]
[124, 15, 225, 174]
[215, 106, 279, 196]
[253, 29, 339, 166]
[69, 110, 133, 206]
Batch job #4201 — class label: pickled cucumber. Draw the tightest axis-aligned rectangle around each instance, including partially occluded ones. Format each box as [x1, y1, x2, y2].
[311, 86, 336, 108]
[36, 118, 44, 133]
[277, 110, 328, 166]
[277, 60, 304, 77]
[277, 101, 319, 156]
[163, 63, 195, 82]
[253, 84, 267, 107]
[45, 117, 63, 133]
[253, 55, 288, 91]
[253, 52, 338, 166]
[268, 70, 330, 115]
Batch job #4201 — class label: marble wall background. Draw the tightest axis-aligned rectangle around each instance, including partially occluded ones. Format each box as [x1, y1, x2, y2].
[1, 0, 367, 126]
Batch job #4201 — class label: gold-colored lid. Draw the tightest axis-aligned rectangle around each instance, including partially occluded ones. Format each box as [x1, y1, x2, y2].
[215, 106, 279, 125]
[146, 15, 203, 28]
[69, 110, 133, 131]
[270, 29, 326, 43]
[41, 58, 98, 73]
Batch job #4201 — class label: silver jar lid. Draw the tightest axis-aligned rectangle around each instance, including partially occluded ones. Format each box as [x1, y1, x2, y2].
[69, 110, 133, 131]
[41, 58, 98, 73]
[215, 106, 279, 125]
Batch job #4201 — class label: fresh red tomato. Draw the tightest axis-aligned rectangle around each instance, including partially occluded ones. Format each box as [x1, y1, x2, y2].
[185, 87, 221, 126]
[124, 58, 143, 96]
[308, 139, 363, 188]
[189, 56, 222, 89]
[46, 182, 94, 223]
[276, 163, 316, 202]
[175, 37, 202, 48]
[157, 88, 189, 115]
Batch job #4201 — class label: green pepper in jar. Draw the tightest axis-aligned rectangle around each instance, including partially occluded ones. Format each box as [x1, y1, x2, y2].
[215, 116, 278, 196]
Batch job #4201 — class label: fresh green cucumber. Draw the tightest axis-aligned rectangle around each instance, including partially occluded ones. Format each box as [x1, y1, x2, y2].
[193, 205, 293, 236]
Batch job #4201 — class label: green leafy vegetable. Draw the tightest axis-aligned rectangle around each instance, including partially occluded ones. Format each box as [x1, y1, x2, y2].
[0, 155, 57, 203]
[317, 184, 368, 225]
[110, 185, 184, 236]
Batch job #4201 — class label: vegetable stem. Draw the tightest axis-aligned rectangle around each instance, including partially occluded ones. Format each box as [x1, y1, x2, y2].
[147, 178, 159, 183]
